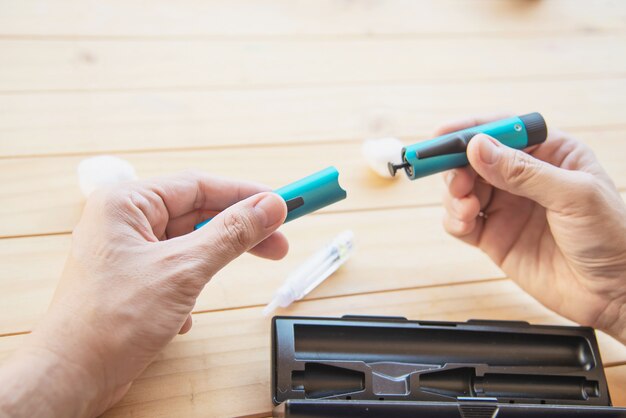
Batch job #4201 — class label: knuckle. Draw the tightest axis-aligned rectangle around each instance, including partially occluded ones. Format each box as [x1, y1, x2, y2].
[506, 151, 539, 188]
[86, 187, 114, 206]
[219, 210, 254, 254]
[578, 174, 604, 204]
[90, 187, 133, 214]
[443, 213, 462, 237]
[129, 186, 161, 213]
[128, 188, 147, 207]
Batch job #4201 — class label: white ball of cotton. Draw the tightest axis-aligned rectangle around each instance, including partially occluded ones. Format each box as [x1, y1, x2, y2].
[361, 137, 405, 178]
[77, 155, 138, 197]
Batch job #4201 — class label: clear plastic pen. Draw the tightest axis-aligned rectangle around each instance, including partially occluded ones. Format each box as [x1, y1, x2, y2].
[262, 230, 354, 316]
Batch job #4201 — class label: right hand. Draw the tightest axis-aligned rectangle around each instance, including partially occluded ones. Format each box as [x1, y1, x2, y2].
[0, 171, 288, 418]
[439, 116, 626, 343]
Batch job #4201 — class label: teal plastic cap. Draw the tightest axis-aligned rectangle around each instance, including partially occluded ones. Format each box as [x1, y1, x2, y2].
[276, 166, 347, 223]
[194, 166, 347, 229]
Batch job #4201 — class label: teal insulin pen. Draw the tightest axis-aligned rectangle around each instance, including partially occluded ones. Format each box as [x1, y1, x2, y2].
[194, 166, 347, 229]
[388, 113, 548, 180]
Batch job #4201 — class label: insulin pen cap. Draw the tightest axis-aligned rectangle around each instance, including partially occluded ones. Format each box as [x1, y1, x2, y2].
[519, 112, 548, 146]
[275, 166, 347, 223]
[194, 166, 347, 229]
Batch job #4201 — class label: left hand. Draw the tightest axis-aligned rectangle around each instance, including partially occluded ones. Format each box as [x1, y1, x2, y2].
[438, 115, 626, 342]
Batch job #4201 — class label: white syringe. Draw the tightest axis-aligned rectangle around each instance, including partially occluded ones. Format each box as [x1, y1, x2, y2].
[262, 230, 354, 316]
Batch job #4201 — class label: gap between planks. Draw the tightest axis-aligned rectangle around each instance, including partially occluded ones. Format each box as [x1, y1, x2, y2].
[2, 78, 625, 158]
[1, 124, 626, 161]
[2, 0, 625, 39]
[2, 273, 625, 371]
[1, 187, 624, 241]
[1, 27, 625, 42]
[0, 276, 509, 338]
[2, 72, 626, 96]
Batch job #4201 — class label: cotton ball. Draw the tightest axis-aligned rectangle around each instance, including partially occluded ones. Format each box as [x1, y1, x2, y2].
[77, 155, 138, 197]
[361, 137, 404, 178]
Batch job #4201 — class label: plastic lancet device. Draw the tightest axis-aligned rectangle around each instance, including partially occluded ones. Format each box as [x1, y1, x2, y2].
[388, 113, 547, 180]
[263, 230, 355, 316]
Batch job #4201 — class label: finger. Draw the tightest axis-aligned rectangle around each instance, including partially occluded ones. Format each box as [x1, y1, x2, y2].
[442, 212, 484, 247]
[147, 171, 270, 217]
[165, 209, 222, 239]
[528, 129, 604, 176]
[248, 231, 289, 260]
[443, 167, 477, 199]
[181, 192, 287, 281]
[167, 211, 289, 259]
[467, 134, 592, 212]
[434, 112, 514, 136]
[474, 178, 494, 211]
[443, 193, 481, 223]
[130, 171, 271, 234]
[178, 314, 193, 335]
[442, 211, 477, 238]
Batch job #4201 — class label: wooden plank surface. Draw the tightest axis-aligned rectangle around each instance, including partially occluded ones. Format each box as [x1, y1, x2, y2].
[607, 365, 626, 407]
[1, 280, 624, 417]
[2, 0, 625, 37]
[1, 1, 625, 416]
[1, 129, 624, 238]
[2, 78, 626, 157]
[1, 34, 625, 92]
[0, 204, 503, 335]
[2, 192, 625, 337]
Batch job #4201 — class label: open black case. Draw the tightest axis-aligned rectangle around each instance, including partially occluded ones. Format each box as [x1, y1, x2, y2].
[272, 315, 626, 417]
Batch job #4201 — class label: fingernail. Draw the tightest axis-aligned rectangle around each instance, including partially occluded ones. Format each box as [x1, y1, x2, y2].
[254, 193, 286, 228]
[452, 197, 462, 212]
[476, 134, 501, 165]
[445, 170, 457, 186]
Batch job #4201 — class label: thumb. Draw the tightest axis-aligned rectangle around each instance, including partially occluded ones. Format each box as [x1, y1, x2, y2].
[188, 192, 287, 277]
[466, 134, 582, 211]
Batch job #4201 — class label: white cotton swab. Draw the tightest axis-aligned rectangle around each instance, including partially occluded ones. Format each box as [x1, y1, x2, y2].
[361, 137, 405, 179]
[77, 155, 138, 197]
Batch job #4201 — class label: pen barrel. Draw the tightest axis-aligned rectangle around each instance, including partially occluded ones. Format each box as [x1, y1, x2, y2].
[275, 166, 346, 223]
[194, 166, 346, 229]
[401, 113, 547, 180]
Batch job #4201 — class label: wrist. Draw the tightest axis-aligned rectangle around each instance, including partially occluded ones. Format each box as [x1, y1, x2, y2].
[1, 298, 120, 418]
[0, 345, 101, 418]
[598, 294, 626, 345]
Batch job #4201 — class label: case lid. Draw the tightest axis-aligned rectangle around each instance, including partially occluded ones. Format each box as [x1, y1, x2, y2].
[275, 400, 626, 418]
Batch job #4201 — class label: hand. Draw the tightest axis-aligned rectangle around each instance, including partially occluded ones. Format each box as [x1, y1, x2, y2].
[440, 116, 626, 343]
[0, 171, 288, 417]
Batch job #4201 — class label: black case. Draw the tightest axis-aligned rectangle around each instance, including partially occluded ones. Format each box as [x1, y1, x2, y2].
[271, 315, 626, 417]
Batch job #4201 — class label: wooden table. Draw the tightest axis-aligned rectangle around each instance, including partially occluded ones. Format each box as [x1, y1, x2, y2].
[1, 1, 625, 416]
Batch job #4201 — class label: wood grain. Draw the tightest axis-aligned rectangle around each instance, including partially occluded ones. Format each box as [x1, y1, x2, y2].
[2, 78, 626, 157]
[100, 282, 626, 417]
[0, 203, 504, 335]
[0, 129, 624, 238]
[1, 0, 625, 38]
[0, 234, 65, 335]
[606, 365, 626, 407]
[2, 280, 624, 417]
[0, 1, 624, 415]
[1, 34, 625, 92]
